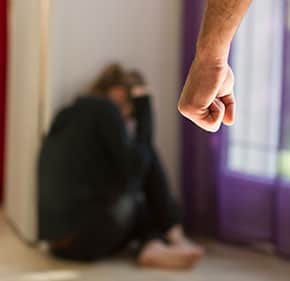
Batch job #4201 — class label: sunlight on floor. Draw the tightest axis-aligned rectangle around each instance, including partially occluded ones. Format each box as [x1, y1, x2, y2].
[20, 271, 81, 281]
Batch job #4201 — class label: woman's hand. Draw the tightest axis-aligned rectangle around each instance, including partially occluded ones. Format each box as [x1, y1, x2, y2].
[126, 70, 149, 98]
[178, 58, 236, 132]
[131, 85, 149, 98]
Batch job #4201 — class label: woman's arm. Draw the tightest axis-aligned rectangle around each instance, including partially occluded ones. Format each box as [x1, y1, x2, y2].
[178, 0, 252, 132]
[132, 92, 153, 144]
[93, 99, 151, 183]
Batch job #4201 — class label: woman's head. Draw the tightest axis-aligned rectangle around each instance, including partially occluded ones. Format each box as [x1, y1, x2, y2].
[90, 64, 147, 119]
[91, 64, 130, 108]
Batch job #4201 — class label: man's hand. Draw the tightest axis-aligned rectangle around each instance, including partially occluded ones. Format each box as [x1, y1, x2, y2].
[178, 0, 251, 132]
[178, 58, 235, 132]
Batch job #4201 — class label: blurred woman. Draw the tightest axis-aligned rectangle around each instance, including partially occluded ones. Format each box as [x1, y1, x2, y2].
[38, 64, 204, 269]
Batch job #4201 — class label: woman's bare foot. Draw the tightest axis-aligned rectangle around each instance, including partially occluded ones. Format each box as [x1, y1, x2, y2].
[166, 225, 205, 261]
[137, 240, 198, 270]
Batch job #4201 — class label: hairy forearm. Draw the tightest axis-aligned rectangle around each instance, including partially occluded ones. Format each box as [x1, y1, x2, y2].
[197, 0, 252, 63]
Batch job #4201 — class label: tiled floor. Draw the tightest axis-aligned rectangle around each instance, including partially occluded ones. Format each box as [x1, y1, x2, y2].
[0, 212, 289, 281]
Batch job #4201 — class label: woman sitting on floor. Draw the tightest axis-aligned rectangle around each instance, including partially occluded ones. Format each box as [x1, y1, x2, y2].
[38, 64, 204, 269]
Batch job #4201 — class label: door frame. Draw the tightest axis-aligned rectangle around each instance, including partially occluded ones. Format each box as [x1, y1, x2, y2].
[0, 0, 7, 203]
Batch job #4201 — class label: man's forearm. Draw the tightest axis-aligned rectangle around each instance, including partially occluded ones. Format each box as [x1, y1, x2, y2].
[178, 0, 252, 132]
[197, 0, 252, 63]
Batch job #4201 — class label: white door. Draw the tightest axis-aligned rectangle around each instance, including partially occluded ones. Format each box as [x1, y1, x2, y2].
[5, 0, 48, 242]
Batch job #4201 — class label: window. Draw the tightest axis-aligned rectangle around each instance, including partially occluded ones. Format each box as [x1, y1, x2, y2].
[228, 0, 284, 178]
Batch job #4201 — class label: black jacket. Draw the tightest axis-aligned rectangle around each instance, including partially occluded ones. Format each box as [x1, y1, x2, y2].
[38, 95, 153, 240]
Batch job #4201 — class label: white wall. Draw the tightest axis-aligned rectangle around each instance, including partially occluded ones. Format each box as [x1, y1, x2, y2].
[49, 0, 182, 190]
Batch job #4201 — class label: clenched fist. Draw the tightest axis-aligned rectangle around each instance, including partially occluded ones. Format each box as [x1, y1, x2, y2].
[178, 58, 236, 132]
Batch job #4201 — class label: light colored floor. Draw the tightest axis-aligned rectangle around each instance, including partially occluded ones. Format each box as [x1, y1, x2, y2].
[0, 213, 289, 281]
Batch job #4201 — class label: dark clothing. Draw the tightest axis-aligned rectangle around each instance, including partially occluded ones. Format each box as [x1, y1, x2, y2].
[50, 150, 179, 262]
[38, 95, 180, 261]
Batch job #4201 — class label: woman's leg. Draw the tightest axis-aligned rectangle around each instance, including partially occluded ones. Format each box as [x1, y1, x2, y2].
[134, 147, 204, 269]
[50, 225, 134, 262]
[50, 198, 136, 262]
[140, 148, 181, 233]
[126, 202, 198, 269]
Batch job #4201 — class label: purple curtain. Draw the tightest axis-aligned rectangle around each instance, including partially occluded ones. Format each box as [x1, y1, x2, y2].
[277, 2, 290, 257]
[181, 0, 220, 236]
